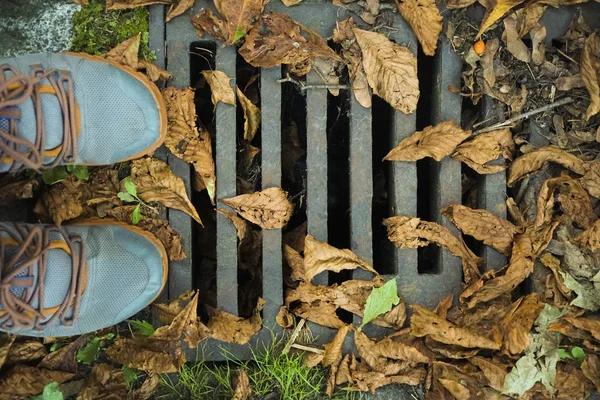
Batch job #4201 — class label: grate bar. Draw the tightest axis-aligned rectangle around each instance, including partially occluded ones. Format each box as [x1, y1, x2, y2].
[215, 46, 239, 316]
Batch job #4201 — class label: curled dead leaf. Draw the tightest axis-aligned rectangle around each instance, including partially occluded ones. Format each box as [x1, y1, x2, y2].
[582, 353, 600, 392]
[105, 35, 140, 69]
[581, 33, 600, 120]
[0, 365, 73, 398]
[138, 60, 172, 82]
[137, 219, 187, 261]
[452, 128, 514, 174]
[323, 325, 350, 367]
[237, 87, 261, 141]
[221, 187, 293, 230]
[153, 290, 196, 325]
[77, 363, 126, 400]
[39, 336, 88, 373]
[499, 293, 543, 356]
[385, 121, 471, 162]
[275, 306, 294, 329]
[208, 298, 264, 344]
[394, 0, 443, 56]
[577, 219, 600, 252]
[202, 70, 236, 107]
[232, 368, 252, 400]
[582, 161, 600, 198]
[507, 146, 588, 186]
[503, 14, 531, 63]
[530, 24, 546, 65]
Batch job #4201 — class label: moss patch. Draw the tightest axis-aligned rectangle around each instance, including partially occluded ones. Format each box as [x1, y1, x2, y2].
[71, 0, 154, 60]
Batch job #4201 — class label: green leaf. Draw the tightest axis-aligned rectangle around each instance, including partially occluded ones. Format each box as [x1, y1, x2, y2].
[128, 319, 154, 336]
[124, 177, 137, 197]
[76, 338, 101, 365]
[49, 342, 64, 352]
[70, 165, 89, 181]
[558, 349, 572, 360]
[122, 366, 138, 389]
[118, 192, 136, 203]
[32, 381, 63, 400]
[233, 27, 246, 43]
[572, 346, 585, 364]
[359, 278, 399, 330]
[42, 167, 69, 185]
[132, 204, 142, 225]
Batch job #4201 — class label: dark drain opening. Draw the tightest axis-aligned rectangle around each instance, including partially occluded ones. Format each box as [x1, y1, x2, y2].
[416, 45, 441, 275]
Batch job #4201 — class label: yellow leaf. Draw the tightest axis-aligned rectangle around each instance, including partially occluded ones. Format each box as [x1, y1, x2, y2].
[477, 0, 526, 38]
[394, 0, 443, 56]
[237, 87, 261, 141]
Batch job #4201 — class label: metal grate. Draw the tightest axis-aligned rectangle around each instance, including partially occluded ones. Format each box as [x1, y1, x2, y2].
[151, 0, 510, 361]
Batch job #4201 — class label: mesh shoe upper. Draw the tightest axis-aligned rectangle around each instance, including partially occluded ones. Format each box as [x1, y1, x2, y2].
[0, 222, 166, 337]
[0, 53, 163, 172]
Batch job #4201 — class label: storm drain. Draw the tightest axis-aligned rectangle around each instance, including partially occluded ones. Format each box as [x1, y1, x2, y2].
[151, 1, 509, 361]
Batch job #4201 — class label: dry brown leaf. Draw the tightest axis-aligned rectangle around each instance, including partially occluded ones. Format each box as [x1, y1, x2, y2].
[202, 70, 236, 107]
[77, 363, 126, 400]
[352, 368, 426, 393]
[105, 35, 140, 69]
[0, 365, 73, 398]
[0, 176, 37, 201]
[394, 0, 443, 56]
[282, 0, 304, 4]
[442, 204, 520, 256]
[130, 158, 202, 224]
[446, 0, 477, 8]
[162, 87, 215, 202]
[39, 336, 88, 373]
[165, 0, 193, 22]
[518, 2, 547, 37]
[540, 253, 572, 300]
[384, 216, 482, 284]
[453, 128, 514, 174]
[275, 306, 294, 329]
[374, 335, 432, 364]
[322, 325, 350, 367]
[499, 293, 543, 355]
[582, 353, 600, 392]
[582, 161, 600, 198]
[191, 9, 229, 42]
[239, 12, 342, 76]
[217, 209, 249, 242]
[477, 0, 525, 37]
[581, 33, 600, 120]
[106, 0, 171, 10]
[372, 301, 407, 330]
[504, 14, 531, 63]
[410, 305, 501, 349]
[207, 298, 264, 344]
[353, 28, 419, 113]
[127, 372, 160, 400]
[4, 339, 46, 365]
[304, 235, 378, 283]
[354, 329, 410, 375]
[507, 146, 588, 186]
[221, 187, 293, 230]
[283, 244, 305, 282]
[137, 60, 172, 82]
[0, 335, 15, 370]
[548, 316, 600, 341]
[469, 356, 508, 391]
[556, 177, 598, 229]
[530, 24, 546, 65]
[214, 0, 266, 44]
[137, 218, 186, 261]
[481, 39, 500, 88]
[237, 87, 261, 141]
[556, 74, 584, 91]
[153, 290, 196, 325]
[577, 219, 600, 252]
[232, 369, 252, 400]
[385, 121, 471, 162]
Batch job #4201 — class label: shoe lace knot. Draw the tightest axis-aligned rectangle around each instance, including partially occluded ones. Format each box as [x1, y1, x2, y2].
[0, 223, 86, 331]
[0, 63, 78, 172]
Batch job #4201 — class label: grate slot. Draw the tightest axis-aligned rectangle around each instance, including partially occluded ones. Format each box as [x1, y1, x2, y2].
[215, 46, 239, 316]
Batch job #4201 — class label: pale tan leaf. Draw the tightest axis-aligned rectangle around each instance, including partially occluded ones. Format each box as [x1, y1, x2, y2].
[374, 335, 432, 364]
[452, 128, 514, 174]
[354, 330, 410, 375]
[323, 325, 350, 367]
[202, 70, 236, 106]
[207, 298, 264, 344]
[221, 187, 293, 229]
[217, 209, 249, 241]
[303, 352, 324, 367]
[304, 235, 378, 283]
[0, 336, 15, 371]
[351, 368, 426, 393]
[385, 121, 471, 162]
[353, 28, 419, 114]
[446, 0, 477, 8]
[518, 2, 547, 37]
[165, 0, 193, 22]
[275, 306, 294, 329]
[503, 14, 531, 63]
[131, 158, 202, 224]
[394, 0, 443, 56]
[477, 0, 525, 37]
[442, 204, 520, 256]
[582, 160, 600, 198]
[232, 368, 251, 400]
[282, 0, 303, 4]
[283, 244, 305, 282]
[506, 197, 526, 226]
[507, 146, 588, 186]
[214, 0, 267, 45]
[481, 39, 500, 88]
[237, 87, 261, 141]
[577, 219, 600, 252]
[556, 74, 585, 91]
[581, 33, 600, 120]
[530, 24, 546, 65]
[105, 35, 140, 69]
[384, 216, 482, 284]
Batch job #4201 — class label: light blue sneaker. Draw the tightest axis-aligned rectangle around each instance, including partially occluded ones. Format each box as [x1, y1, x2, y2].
[0, 53, 166, 172]
[0, 220, 167, 337]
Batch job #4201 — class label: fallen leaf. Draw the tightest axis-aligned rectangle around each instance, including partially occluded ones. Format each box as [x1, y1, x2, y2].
[5, 339, 46, 365]
[446, 0, 477, 8]
[304, 235, 378, 283]
[577, 219, 600, 252]
[221, 187, 293, 229]
[165, 0, 193, 22]
[581, 33, 600, 120]
[394, 0, 443, 56]
[478, 0, 525, 38]
[481, 39, 500, 88]
[323, 325, 350, 367]
[0, 365, 73, 398]
[556, 74, 584, 91]
[127, 372, 160, 400]
[192, 9, 229, 42]
[384, 121, 471, 162]
[507, 146, 588, 186]
[138, 60, 172, 82]
[360, 278, 399, 329]
[410, 305, 500, 349]
[540, 253, 572, 301]
[518, 2, 547, 37]
[282, 0, 304, 4]
[106, 0, 171, 10]
[560, 270, 600, 311]
[354, 330, 411, 375]
[582, 353, 600, 392]
[216, 0, 267, 44]
[137, 219, 186, 261]
[202, 70, 236, 107]
[275, 306, 294, 329]
[77, 363, 126, 400]
[556, 177, 598, 230]
[530, 24, 546, 65]
[153, 290, 196, 325]
[207, 298, 264, 344]
[499, 294, 543, 356]
[162, 87, 215, 203]
[384, 216, 482, 284]
[582, 161, 600, 198]
[283, 244, 305, 282]
[0, 176, 37, 201]
[105, 35, 140, 69]
[353, 28, 419, 113]
[217, 209, 249, 242]
[442, 204, 520, 256]
[130, 158, 202, 224]
[232, 368, 251, 400]
[237, 87, 261, 141]
[503, 14, 531, 63]
[39, 336, 87, 373]
[452, 128, 514, 174]
[351, 367, 426, 393]
[239, 12, 342, 76]
[372, 300, 407, 330]
[470, 356, 508, 391]
[0, 336, 15, 370]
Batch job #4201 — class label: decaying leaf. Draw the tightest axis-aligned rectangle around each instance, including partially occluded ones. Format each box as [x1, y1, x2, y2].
[128, 372, 160, 400]
[165, 0, 193, 22]
[556, 74, 584, 91]
[304, 235, 378, 283]
[0, 365, 73, 398]
[353, 28, 419, 114]
[581, 33, 600, 120]
[106, 0, 193, 21]
[202, 70, 236, 107]
[138, 218, 187, 261]
[582, 353, 600, 392]
[499, 294, 543, 356]
[384, 121, 471, 162]
[283, 244, 305, 282]
[384, 216, 482, 284]
[504, 14, 531, 63]
[191, 0, 265, 44]
[481, 39, 500, 88]
[153, 290, 196, 325]
[560, 269, 600, 311]
[275, 306, 294, 329]
[507, 146, 588, 186]
[105, 34, 140, 69]
[4, 339, 46, 365]
[442, 204, 520, 256]
[237, 87, 261, 141]
[192, 8, 229, 42]
[410, 305, 500, 350]
[394, 0, 443, 56]
[577, 219, 600, 252]
[477, 0, 525, 37]
[39, 336, 87, 373]
[323, 325, 350, 367]
[138, 60, 172, 82]
[0, 335, 15, 370]
[130, 158, 202, 224]
[77, 363, 126, 400]
[452, 128, 514, 174]
[0, 176, 37, 201]
[581, 161, 600, 199]
[207, 298, 265, 344]
[239, 12, 342, 76]
[221, 187, 293, 229]
[530, 24, 547, 65]
[470, 356, 508, 391]
[162, 87, 215, 202]
[232, 368, 252, 400]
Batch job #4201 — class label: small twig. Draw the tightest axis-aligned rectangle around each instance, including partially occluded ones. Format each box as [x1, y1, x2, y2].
[290, 343, 325, 354]
[282, 318, 306, 355]
[556, 48, 579, 65]
[277, 76, 349, 92]
[472, 116, 497, 129]
[475, 97, 574, 134]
